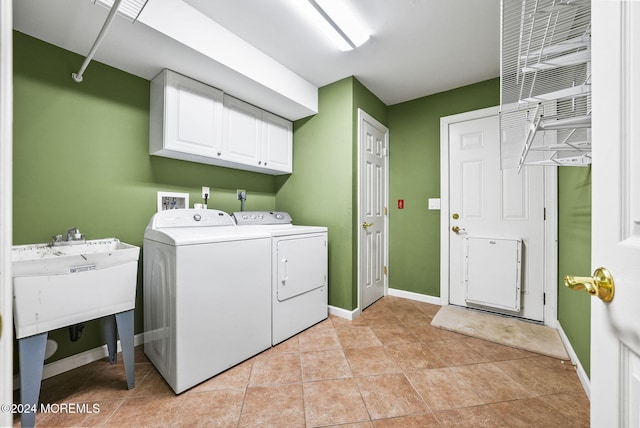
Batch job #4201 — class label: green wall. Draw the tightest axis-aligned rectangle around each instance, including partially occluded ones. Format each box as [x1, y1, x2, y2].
[13, 32, 277, 365]
[276, 77, 387, 310]
[557, 167, 592, 375]
[387, 79, 500, 296]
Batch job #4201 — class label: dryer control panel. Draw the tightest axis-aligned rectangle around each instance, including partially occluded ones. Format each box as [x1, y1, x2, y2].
[232, 211, 292, 225]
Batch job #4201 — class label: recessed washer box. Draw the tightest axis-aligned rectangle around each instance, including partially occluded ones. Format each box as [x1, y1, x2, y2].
[157, 191, 189, 212]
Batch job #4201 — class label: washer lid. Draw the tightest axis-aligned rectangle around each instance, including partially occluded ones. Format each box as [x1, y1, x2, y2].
[149, 209, 235, 229]
[144, 226, 271, 245]
[144, 209, 271, 245]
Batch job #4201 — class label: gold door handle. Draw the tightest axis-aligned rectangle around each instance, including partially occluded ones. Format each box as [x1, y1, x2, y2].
[362, 222, 374, 229]
[451, 226, 466, 234]
[564, 267, 615, 302]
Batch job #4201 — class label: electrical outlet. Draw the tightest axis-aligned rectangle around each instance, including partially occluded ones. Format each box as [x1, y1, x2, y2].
[202, 187, 210, 199]
[237, 189, 247, 200]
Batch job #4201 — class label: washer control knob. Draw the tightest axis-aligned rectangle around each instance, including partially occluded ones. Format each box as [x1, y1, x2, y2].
[193, 214, 202, 222]
[275, 213, 284, 220]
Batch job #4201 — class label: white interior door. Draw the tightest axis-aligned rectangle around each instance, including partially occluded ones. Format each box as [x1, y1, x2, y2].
[358, 109, 388, 310]
[446, 110, 547, 322]
[0, 2, 12, 426]
[588, 1, 640, 425]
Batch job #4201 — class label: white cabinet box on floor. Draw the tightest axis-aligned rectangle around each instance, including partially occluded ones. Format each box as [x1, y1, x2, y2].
[150, 69, 292, 175]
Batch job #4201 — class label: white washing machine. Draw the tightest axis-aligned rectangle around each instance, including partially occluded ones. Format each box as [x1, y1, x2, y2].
[143, 209, 272, 393]
[232, 211, 328, 345]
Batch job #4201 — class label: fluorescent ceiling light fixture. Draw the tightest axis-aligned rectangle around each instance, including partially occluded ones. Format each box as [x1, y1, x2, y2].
[291, 0, 370, 51]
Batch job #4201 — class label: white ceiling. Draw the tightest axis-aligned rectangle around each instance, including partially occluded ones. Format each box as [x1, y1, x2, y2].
[184, 0, 501, 106]
[13, 0, 500, 118]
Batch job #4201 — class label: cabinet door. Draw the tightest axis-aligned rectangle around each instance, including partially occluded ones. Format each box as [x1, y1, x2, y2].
[222, 95, 262, 166]
[262, 111, 293, 174]
[164, 71, 223, 157]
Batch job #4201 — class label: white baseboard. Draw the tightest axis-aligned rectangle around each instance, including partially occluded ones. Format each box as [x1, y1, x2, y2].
[13, 334, 144, 390]
[556, 322, 590, 399]
[387, 288, 442, 306]
[328, 305, 359, 320]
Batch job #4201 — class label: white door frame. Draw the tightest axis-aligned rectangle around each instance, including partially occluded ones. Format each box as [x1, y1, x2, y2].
[0, 0, 13, 425]
[357, 108, 389, 314]
[439, 106, 559, 326]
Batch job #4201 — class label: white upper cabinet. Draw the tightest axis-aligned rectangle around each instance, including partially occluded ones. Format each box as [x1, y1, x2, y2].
[150, 69, 293, 175]
[262, 111, 293, 174]
[223, 95, 293, 174]
[222, 95, 263, 167]
[150, 70, 223, 160]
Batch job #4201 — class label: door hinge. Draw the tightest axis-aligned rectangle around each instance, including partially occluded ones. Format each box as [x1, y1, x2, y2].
[384, 207, 387, 216]
[383, 266, 387, 275]
[543, 292, 546, 305]
[544, 208, 546, 220]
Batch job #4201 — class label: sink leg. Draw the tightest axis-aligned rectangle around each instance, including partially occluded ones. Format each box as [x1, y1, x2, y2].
[19, 332, 47, 428]
[115, 310, 135, 390]
[103, 315, 118, 364]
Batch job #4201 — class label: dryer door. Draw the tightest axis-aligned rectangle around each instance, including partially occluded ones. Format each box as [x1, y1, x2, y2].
[276, 235, 327, 301]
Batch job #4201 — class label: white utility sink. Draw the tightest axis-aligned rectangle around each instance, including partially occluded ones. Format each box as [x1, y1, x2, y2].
[12, 238, 140, 339]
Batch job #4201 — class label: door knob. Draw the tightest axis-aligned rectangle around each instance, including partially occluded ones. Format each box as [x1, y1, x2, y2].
[362, 222, 374, 229]
[565, 267, 615, 302]
[451, 226, 466, 234]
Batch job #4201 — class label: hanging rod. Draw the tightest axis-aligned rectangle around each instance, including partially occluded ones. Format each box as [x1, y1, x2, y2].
[72, 0, 123, 83]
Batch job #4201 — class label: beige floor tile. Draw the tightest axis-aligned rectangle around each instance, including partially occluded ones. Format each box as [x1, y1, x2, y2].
[336, 326, 383, 349]
[187, 359, 253, 393]
[405, 367, 485, 410]
[170, 389, 244, 428]
[344, 346, 402, 377]
[426, 338, 492, 366]
[433, 404, 510, 427]
[356, 307, 402, 326]
[240, 384, 305, 428]
[372, 414, 440, 427]
[300, 349, 352, 381]
[389, 307, 434, 324]
[370, 323, 419, 346]
[249, 352, 301, 386]
[408, 323, 468, 343]
[303, 378, 370, 427]
[488, 397, 577, 427]
[542, 392, 590, 427]
[356, 373, 429, 420]
[462, 337, 536, 361]
[451, 362, 537, 403]
[493, 357, 583, 396]
[103, 395, 185, 427]
[68, 363, 155, 402]
[385, 342, 446, 371]
[323, 423, 373, 428]
[266, 336, 300, 354]
[32, 399, 123, 427]
[298, 326, 342, 352]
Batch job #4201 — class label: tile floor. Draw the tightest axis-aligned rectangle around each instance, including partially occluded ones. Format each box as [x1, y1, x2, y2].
[14, 296, 590, 427]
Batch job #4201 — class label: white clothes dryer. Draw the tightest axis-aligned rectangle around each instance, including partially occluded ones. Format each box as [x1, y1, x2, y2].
[232, 211, 328, 345]
[143, 209, 272, 393]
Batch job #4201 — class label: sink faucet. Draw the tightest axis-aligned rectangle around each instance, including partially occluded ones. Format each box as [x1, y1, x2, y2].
[52, 227, 85, 246]
[66, 227, 84, 241]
